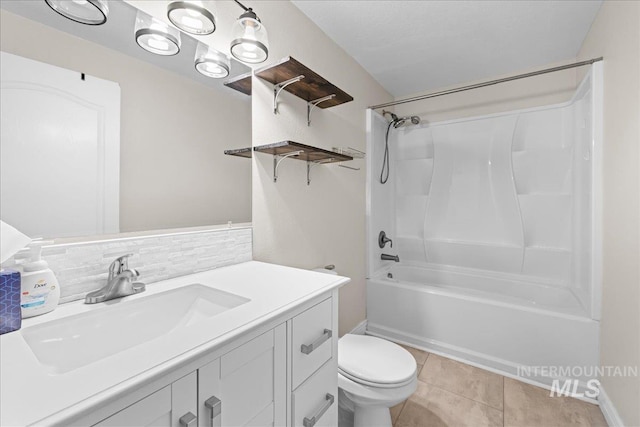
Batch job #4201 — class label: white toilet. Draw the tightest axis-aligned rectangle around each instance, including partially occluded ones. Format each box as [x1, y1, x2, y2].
[338, 334, 417, 427]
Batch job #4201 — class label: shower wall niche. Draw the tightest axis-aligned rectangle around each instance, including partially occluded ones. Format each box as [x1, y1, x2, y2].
[369, 69, 601, 319]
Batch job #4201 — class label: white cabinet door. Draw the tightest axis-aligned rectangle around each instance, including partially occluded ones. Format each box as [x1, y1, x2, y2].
[94, 372, 197, 427]
[172, 372, 198, 427]
[198, 325, 286, 427]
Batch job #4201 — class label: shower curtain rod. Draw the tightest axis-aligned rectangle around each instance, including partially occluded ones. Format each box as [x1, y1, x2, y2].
[369, 57, 603, 110]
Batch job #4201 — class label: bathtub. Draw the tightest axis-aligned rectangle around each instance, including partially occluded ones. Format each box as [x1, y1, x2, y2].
[366, 264, 599, 390]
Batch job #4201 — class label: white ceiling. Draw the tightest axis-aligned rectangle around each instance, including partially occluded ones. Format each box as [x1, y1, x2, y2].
[291, 0, 602, 97]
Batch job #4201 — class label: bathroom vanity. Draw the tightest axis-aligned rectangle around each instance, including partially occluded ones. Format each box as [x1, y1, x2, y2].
[0, 261, 348, 427]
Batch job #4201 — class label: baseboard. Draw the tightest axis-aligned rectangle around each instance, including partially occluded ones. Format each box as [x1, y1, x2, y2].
[348, 319, 368, 335]
[598, 386, 624, 427]
[367, 323, 599, 404]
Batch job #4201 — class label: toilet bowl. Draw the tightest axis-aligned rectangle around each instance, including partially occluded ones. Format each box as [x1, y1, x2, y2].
[338, 334, 417, 427]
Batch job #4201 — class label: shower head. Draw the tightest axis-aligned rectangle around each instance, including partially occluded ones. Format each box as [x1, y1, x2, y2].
[382, 110, 420, 128]
[392, 115, 421, 128]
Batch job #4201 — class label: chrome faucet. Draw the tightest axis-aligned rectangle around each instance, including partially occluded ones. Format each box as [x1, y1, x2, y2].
[85, 254, 145, 304]
[381, 253, 400, 262]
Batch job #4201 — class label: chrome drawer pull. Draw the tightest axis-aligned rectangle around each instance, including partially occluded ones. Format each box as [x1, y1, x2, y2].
[205, 396, 222, 426]
[179, 412, 197, 427]
[303, 393, 334, 427]
[301, 329, 332, 355]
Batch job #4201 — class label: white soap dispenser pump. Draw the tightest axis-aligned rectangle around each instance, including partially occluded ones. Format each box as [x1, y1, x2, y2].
[20, 241, 60, 318]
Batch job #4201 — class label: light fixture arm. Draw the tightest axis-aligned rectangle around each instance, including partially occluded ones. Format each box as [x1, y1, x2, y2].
[233, 0, 259, 19]
[233, 0, 251, 12]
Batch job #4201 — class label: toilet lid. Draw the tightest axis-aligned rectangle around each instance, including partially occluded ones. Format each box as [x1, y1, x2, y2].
[338, 334, 416, 385]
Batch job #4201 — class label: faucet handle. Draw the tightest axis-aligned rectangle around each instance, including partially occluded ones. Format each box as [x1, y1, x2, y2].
[108, 254, 134, 280]
[378, 231, 393, 248]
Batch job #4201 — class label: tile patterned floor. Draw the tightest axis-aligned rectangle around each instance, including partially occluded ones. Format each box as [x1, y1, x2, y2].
[391, 345, 608, 427]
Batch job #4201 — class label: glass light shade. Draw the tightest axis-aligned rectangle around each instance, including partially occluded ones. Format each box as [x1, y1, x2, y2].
[230, 12, 269, 64]
[167, 1, 215, 35]
[44, 0, 108, 25]
[135, 11, 181, 56]
[194, 43, 229, 79]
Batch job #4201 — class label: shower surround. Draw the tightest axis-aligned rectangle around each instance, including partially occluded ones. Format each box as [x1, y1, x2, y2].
[366, 65, 602, 392]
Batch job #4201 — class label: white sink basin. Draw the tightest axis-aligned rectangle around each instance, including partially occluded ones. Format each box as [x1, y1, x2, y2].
[22, 284, 250, 374]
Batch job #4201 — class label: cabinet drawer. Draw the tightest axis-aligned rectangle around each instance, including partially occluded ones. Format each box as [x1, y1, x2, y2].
[292, 298, 333, 388]
[292, 361, 337, 427]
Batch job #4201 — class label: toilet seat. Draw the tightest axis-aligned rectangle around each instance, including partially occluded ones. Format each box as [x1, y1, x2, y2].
[338, 334, 416, 388]
[338, 368, 416, 389]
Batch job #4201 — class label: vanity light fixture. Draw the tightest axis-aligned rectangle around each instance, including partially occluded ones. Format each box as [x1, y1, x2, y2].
[230, 0, 269, 64]
[167, 1, 216, 35]
[44, 0, 109, 25]
[135, 11, 181, 56]
[194, 42, 230, 79]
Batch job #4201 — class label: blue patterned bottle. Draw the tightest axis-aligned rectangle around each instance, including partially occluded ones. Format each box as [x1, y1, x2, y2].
[0, 269, 22, 334]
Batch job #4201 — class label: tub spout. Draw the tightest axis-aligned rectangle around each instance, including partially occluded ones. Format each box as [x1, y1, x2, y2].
[381, 253, 400, 262]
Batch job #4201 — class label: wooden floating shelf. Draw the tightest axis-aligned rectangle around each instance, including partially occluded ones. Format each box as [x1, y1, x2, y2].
[224, 141, 354, 185]
[224, 71, 252, 96]
[255, 57, 353, 108]
[253, 141, 353, 163]
[256, 141, 353, 185]
[255, 56, 354, 124]
[224, 147, 252, 158]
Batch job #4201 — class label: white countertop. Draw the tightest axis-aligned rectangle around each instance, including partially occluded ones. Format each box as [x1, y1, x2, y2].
[0, 261, 349, 426]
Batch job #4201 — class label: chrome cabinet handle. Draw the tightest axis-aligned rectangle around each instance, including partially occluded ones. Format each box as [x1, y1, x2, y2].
[301, 329, 332, 355]
[303, 393, 334, 427]
[205, 396, 222, 426]
[179, 412, 197, 427]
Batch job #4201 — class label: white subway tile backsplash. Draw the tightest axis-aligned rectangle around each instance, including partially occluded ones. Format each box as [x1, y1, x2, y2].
[40, 227, 252, 304]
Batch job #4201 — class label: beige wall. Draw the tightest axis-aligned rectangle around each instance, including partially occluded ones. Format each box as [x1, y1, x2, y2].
[250, 2, 391, 336]
[577, 2, 640, 425]
[0, 10, 251, 234]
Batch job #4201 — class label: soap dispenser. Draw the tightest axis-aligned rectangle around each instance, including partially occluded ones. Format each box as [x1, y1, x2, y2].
[20, 242, 60, 318]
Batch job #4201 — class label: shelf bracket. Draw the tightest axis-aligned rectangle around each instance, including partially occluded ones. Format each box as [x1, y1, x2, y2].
[306, 158, 334, 185]
[273, 75, 305, 114]
[273, 150, 303, 182]
[307, 94, 336, 126]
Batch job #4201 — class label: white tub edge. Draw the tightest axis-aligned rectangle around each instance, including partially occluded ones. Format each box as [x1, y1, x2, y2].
[597, 386, 623, 427]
